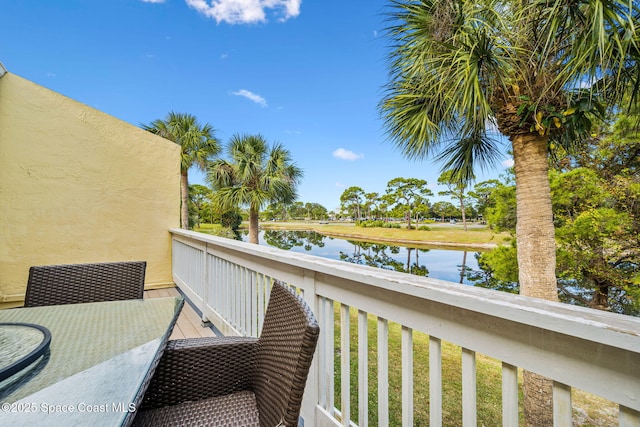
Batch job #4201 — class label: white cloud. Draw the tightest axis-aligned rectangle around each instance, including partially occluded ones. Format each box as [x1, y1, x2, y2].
[220, 53, 229, 60]
[185, 0, 301, 24]
[141, 0, 166, 3]
[333, 148, 364, 161]
[232, 89, 268, 107]
[335, 182, 346, 188]
[502, 158, 514, 168]
[373, 30, 378, 37]
[46, 72, 56, 77]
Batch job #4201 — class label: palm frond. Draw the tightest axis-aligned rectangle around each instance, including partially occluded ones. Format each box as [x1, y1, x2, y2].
[211, 134, 302, 213]
[382, 0, 510, 170]
[207, 159, 236, 190]
[142, 111, 220, 173]
[435, 128, 503, 183]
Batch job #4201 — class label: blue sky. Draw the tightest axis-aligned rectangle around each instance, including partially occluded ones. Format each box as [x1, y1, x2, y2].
[1, 0, 512, 211]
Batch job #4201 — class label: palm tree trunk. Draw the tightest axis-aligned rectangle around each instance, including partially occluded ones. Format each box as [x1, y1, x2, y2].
[181, 171, 189, 229]
[513, 134, 558, 299]
[513, 133, 558, 427]
[248, 206, 260, 244]
[460, 195, 467, 231]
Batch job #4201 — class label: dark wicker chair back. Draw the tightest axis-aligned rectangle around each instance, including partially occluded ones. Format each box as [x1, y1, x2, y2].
[24, 261, 146, 307]
[134, 281, 319, 427]
[253, 282, 320, 427]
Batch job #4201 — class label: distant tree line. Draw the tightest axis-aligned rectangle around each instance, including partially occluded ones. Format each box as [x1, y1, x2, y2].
[337, 171, 479, 230]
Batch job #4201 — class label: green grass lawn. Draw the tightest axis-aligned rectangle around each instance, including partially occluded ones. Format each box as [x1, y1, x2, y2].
[192, 223, 237, 238]
[259, 221, 511, 249]
[194, 223, 223, 231]
[195, 220, 510, 248]
[332, 306, 616, 426]
[332, 307, 507, 426]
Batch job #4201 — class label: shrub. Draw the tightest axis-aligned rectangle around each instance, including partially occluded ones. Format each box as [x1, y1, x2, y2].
[357, 220, 385, 228]
[356, 220, 402, 229]
[220, 210, 242, 230]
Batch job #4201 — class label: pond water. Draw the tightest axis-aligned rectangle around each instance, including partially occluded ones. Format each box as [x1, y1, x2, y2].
[242, 230, 481, 285]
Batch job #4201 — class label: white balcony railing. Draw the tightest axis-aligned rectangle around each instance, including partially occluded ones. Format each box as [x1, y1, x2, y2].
[170, 228, 640, 427]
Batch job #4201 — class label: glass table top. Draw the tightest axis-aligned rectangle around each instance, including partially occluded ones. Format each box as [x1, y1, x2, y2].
[0, 297, 183, 426]
[0, 323, 51, 382]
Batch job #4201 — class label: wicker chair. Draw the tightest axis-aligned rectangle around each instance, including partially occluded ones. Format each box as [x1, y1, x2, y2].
[134, 281, 320, 427]
[24, 261, 146, 307]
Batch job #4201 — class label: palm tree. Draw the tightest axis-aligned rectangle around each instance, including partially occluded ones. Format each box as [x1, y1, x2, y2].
[381, 1, 638, 425]
[207, 134, 303, 244]
[142, 112, 220, 229]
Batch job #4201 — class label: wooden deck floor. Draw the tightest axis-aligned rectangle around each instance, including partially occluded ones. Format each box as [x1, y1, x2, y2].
[144, 287, 217, 340]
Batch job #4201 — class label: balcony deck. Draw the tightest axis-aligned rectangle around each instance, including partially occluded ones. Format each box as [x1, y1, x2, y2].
[144, 287, 216, 340]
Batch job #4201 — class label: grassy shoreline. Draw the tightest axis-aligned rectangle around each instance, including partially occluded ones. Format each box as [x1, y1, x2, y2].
[256, 221, 511, 250]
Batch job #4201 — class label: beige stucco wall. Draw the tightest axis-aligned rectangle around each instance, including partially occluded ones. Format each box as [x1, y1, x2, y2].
[0, 72, 181, 305]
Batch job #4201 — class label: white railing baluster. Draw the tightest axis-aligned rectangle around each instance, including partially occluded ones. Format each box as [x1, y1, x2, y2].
[249, 271, 256, 337]
[222, 259, 229, 318]
[318, 297, 327, 409]
[228, 262, 234, 328]
[239, 265, 244, 332]
[243, 267, 248, 334]
[209, 253, 218, 315]
[250, 270, 256, 336]
[245, 268, 251, 335]
[378, 317, 389, 427]
[257, 273, 265, 333]
[325, 298, 335, 416]
[202, 244, 209, 318]
[429, 336, 442, 427]
[502, 362, 518, 426]
[402, 326, 413, 427]
[221, 259, 227, 319]
[243, 267, 250, 335]
[232, 263, 239, 330]
[358, 309, 368, 427]
[226, 260, 233, 327]
[462, 348, 477, 427]
[210, 255, 216, 311]
[553, 381, 572, 426]
[340, 303, 350, 426]
[251, 271, 257, 336]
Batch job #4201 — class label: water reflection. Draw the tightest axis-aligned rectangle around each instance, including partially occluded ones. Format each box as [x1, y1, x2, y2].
[338, 241, 430, 277]
[245, 230, 479, 284]
[263, 230, 325, 251]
